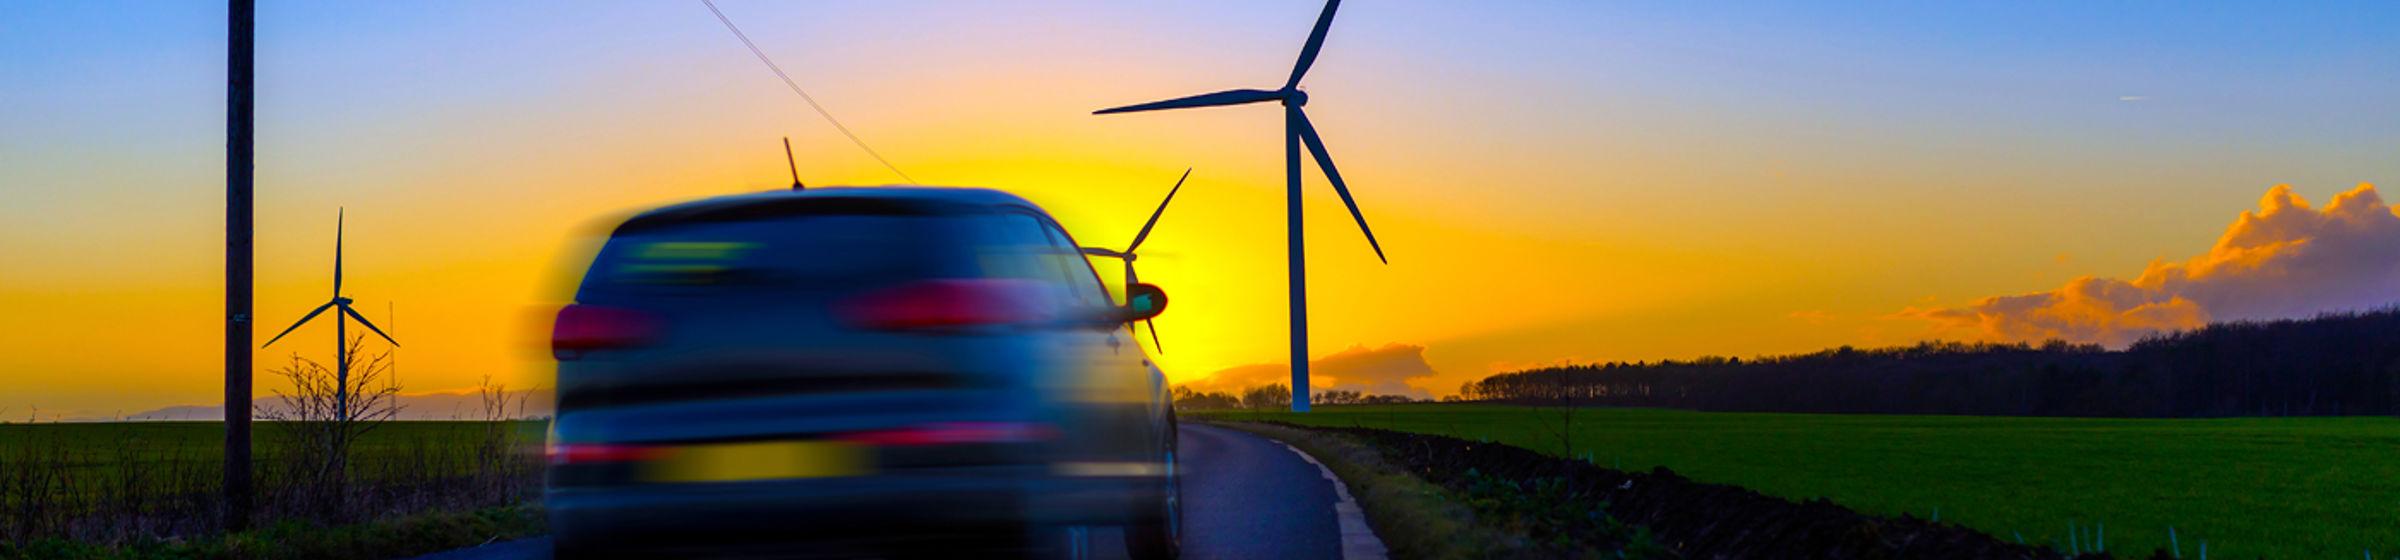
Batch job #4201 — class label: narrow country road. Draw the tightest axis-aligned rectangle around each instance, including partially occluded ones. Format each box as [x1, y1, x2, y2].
[414, 424, 1349, 560]
[1176, 423, 1343, 560]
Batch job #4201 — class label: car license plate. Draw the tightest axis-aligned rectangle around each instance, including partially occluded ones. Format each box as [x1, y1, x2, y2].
[642, 441, 867, 483]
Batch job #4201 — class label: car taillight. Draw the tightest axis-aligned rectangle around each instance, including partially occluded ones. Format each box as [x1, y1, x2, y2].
[839, 280, 1055, 330]
[836, 422, 1059, 446]
[552, 304, 660, 360]
[546, 443, 662, 465]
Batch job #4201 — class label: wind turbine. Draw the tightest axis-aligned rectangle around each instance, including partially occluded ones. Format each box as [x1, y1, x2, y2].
[1083, 168, 1192, 353]
[1094, 0, 1384, 412]
[262, 209, 400, 421]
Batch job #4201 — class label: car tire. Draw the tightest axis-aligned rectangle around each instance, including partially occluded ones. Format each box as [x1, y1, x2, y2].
[550, 540, 594, 560]
[551, 536, 632, 560]
[1126, 448, 1182, 560]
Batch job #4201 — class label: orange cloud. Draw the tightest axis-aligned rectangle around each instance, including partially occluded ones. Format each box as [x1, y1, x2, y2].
[1910, 183, 2400, 346]
[1173, 343, 1441, 398]
[1786, 310, 1835, 325]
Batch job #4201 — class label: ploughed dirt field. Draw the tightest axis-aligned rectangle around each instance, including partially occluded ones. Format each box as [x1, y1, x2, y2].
[1308, 424, 2151, 560]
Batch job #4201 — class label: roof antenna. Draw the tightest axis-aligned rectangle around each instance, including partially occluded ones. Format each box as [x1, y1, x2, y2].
[782, 137, 806, 190]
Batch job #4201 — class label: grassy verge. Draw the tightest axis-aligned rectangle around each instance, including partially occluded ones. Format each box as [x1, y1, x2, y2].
[1208, 421, 1658, 559]
[1207, 421, 1505, 559]
[1, 504, 544, 560]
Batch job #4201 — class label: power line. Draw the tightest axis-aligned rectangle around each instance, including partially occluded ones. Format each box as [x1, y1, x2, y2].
[701, 0, 916, 184]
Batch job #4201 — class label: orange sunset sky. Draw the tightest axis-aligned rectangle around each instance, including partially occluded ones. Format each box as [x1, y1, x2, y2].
[5, 1, 2397, 418]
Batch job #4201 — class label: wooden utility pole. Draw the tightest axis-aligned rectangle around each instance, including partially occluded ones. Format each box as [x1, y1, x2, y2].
[224, 0, 255, 531]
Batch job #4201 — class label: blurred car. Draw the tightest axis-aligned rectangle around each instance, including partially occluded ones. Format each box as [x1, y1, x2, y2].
[544, 187, 1180, 559]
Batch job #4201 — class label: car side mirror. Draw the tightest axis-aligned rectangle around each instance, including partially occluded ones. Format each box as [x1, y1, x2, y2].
[1119, 283, 1167, 323]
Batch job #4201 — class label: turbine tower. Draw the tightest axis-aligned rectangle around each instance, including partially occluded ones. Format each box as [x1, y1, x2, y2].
[1094, 0, 1385, 412]
[1083, 168, 1193, 353]
[262, 209, 400, 420]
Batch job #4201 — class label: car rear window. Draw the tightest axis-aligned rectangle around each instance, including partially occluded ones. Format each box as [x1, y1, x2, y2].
[578, 214, 947, 300]
[577, 206, 1105, 303]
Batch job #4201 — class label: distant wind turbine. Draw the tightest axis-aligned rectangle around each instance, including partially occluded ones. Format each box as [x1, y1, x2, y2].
[1083, 168, 1192, 353]
[262, 209, 399, 420]
[1094, 0, 1385, 412]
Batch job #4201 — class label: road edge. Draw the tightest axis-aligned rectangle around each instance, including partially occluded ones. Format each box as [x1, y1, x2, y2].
[1262, 438, 1391, 560]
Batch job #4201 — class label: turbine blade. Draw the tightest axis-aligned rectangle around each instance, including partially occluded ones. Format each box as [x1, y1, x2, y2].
[1082, 247, 1125, 258]
[341, 305, 400, 347]
[1146, 318, 1163, 353]
[334, 208, 345, 296]
[1127, 168, 1191, 252]
[1124, 261, 1138, 286]
[1094, 89, 1282, 115]
[1286, 0, 1343, 90]
[262, 302, 336, 348]
[1294, 109, 1387, 264]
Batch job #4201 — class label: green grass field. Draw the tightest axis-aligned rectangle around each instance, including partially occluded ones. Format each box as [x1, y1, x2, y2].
[0, 421, 545, 492]
[0, 420, 548, 551]
[1206, 405, 2400, 559]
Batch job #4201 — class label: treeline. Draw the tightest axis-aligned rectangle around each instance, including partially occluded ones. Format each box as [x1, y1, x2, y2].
[1172, 385, 1424, 410]
[1460, 307, 2400, 417]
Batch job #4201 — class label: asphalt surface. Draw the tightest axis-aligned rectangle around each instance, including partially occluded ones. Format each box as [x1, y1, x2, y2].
[1176, 424, 1342, 560]
[413, 424, 1344, 560]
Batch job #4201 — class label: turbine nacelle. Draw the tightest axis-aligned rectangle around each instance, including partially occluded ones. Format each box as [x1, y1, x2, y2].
[1282, 89, 1307, 107]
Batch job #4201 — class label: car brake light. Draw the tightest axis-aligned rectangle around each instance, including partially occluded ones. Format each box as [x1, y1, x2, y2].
[840, 280, 1055, 330]
[836, 422, 1059, 446]
[552, 304, 660, 360]
[547, 443, 663, 465]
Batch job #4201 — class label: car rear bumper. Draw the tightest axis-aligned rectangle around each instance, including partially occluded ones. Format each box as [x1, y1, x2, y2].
[546, 469, 1158, 554]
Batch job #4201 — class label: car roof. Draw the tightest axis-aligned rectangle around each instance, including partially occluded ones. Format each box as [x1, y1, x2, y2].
[613, 186, 1050, 235]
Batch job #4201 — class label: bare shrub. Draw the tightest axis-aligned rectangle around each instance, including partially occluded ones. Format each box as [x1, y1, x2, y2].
[260, 334, 401, 521]
[473, 375, 535, 505]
